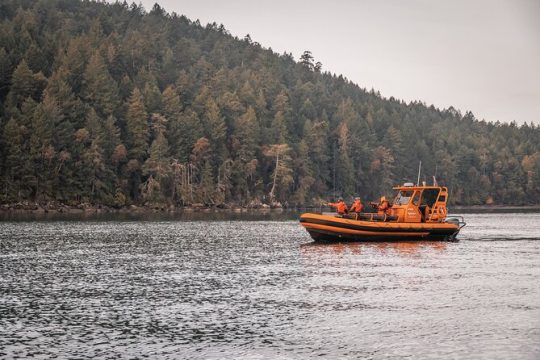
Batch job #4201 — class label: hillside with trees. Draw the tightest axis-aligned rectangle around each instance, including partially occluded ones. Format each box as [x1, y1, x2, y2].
[1, 0, 539, 208]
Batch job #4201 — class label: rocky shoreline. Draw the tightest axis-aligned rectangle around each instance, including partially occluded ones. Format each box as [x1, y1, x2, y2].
[0, 201, 326, 214]
[2, 201, 540, 215]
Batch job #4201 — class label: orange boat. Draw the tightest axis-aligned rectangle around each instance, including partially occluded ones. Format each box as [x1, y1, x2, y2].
[300, 183, 466, 242]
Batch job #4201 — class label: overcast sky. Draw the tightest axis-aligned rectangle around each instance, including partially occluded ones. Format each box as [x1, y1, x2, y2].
[134, 0, 540, 124]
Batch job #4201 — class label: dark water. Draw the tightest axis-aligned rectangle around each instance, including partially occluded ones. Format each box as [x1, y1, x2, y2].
[1, 212, 539, 359]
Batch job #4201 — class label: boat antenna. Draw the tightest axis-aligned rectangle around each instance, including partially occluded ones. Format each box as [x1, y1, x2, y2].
[416, 161, 422, 186]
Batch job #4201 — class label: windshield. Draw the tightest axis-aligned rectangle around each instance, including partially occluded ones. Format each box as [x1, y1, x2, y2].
[394, 190, 414, 205]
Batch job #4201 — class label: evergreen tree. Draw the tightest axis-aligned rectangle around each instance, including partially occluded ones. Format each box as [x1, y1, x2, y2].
[335, 121, 355, 196]
[125, 87, 149, 200]
[6, 59, 46, 109]
[303, 116, 330, 194]
[82, 51, 119, 118]
[142, 114, 170, 202]
[271, 90, 292, 143]
[292, 139, 315, 204]
[0, 0, 538, 207]
[300, 50, 314, 70]
[203, 97, 227, 170]
[126, 87, 149, 161]
[231, 106, 259, 200]
[0, 47, 11, 100]
[29, 93, 58, 199]
[162, 85, 183, 158]
[2, 118, 24, 200]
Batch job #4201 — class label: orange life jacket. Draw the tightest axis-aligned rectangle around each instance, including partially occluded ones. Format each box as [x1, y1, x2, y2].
[349, 200, 363, 213]
[377, 200, 390, 215]
[329, 201, 348, 215]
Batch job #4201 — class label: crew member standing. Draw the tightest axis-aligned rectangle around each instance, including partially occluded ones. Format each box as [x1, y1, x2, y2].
[328, 198, 348, 215]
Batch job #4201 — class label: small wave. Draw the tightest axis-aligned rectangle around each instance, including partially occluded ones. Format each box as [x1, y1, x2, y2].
[461, 237, 540, 241]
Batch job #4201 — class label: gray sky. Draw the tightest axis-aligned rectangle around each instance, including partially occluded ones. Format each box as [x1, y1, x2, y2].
[136, 0, 540, 124]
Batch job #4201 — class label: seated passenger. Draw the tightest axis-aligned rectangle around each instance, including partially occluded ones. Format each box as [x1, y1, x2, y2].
[328, 198, 348, 215]
[424, 205, 431, 221]
[377, 196, 391, 215]
[349, 197, 364, 214]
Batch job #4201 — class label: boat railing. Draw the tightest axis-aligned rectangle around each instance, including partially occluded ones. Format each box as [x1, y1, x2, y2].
[445, 215, 466, 229]
[343, 213, 398, 222]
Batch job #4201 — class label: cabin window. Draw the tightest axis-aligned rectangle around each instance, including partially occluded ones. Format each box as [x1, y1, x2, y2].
[438, 195, 446, 203]
[412, 191, 420, 206]
[394, 190, 414, 205]
[421, 189, 441, 207]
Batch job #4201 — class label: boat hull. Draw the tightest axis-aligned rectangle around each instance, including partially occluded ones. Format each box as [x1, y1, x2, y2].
[300, 213, 460, 242]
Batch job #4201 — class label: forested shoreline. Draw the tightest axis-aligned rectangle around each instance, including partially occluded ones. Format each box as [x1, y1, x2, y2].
[1, 0, 539, 210]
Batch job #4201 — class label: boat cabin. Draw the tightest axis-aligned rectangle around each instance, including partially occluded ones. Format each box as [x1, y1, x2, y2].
[391, 183, 449, 223]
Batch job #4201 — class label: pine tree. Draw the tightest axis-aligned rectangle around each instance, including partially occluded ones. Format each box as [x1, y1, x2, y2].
[142, 81, 162, 115]
[292, 139, 315, 204]
[198, 160, 215, 204]
[300, 50, 314, 70]
[303, 115, 330, 194]
[190, 137, 214, 203]
[29, 93, 59, 200]
[0, 47, 12, 100]
[126, 87, 149, 161]
[369, 146, 395, 197]
[203, 97, 227, 169]
[79, 109, 117, 203]
[219, 90, 245, 132]
[180, 110, 204, 162]
[2, 118, 24, 200]
[335, 121, 355, 197]
[271, 111, 288, 144]
[85, 108, 103, 143]
[24, 43, 48, 74]
[82, 51, 120, 118]
[125, 88, 149, 201]
[271, 91, 292, 143]
[60, 36, 93, 93]
[231, 106, 259, 200]
[45, 68, 83, 147]
[6, 59, 46, 109]
[162, 85, 183, 157]
[0, 0, 539, 208]
[102, 115, 121, 163]
[81, 139, 107, 201]
[142, 114, 170, 202]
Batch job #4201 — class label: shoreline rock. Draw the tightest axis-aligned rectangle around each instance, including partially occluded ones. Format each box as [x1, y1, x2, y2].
[0, 201, 321, 215]
[1, 201, 539, 215]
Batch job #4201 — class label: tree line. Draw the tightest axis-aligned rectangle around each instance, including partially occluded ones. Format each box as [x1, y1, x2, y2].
[0, 0, 539, 207]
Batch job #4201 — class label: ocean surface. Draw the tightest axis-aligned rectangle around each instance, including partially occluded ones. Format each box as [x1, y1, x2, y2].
[1, 211, 539, 359]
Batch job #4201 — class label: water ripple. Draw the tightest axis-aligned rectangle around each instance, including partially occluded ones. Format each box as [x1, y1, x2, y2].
[1, 214, 540, 358]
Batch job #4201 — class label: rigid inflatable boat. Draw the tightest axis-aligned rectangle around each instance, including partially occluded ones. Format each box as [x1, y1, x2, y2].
[300, 184, 466, 242]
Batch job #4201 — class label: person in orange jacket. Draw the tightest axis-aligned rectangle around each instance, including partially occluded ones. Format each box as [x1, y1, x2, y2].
[377, 196, 391, 215]
[328, 198, 348, 215]
[349, 197, 364, 214]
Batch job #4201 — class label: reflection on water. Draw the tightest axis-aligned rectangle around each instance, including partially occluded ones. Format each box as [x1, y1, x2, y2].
[0, 209, 299, 222]
[0, 212, 539, 358]
[301, 241, 447, 256]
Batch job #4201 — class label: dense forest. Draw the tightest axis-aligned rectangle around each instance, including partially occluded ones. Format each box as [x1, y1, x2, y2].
[0, 0, 539, 208]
